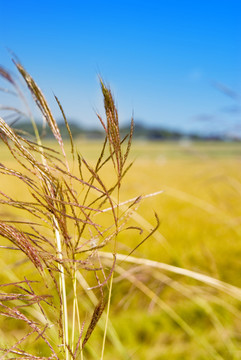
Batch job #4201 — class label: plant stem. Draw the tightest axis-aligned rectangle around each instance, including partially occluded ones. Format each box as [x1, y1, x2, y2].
[100, 183, 120, 359]
[100, 272, 113, 360]
[54, 218, 69, 360]
[72, 264, 83, 360]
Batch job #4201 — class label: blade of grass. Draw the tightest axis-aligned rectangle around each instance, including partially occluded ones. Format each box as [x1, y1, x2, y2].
[100, 252, 241, 301]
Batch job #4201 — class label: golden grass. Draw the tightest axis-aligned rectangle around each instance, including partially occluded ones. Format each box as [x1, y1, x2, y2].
[0, 60, 240, 359]
[1, 139, 240, 358]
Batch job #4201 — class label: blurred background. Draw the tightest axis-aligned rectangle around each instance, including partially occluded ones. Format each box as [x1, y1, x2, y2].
[1, 0, 240, 139]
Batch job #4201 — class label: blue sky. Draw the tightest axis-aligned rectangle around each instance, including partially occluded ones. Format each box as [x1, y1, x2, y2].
[1, 0, 240, 135]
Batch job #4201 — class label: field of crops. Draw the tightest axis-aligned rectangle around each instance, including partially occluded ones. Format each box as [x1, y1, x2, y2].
[80, 140, 241, 359]
[1, 139, 241, 359]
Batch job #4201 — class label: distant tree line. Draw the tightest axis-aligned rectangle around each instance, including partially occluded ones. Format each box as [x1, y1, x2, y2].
[10, 120, 228, 141]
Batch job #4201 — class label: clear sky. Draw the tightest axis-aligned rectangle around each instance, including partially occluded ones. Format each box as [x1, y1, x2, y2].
[1, 0, 240, 135]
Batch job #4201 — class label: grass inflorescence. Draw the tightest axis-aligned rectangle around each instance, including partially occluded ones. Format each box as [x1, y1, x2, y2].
[0, 61, 160, 359]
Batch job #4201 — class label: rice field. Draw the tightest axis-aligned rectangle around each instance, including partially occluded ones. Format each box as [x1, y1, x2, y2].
[1, 139, 240, 359]
[80, 140, 241, 359]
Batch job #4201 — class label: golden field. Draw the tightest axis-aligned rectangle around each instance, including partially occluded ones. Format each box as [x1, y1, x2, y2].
[0, 139, 241, 359]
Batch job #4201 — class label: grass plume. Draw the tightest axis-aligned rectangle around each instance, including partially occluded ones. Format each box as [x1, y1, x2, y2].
[0, 61, 158, 359]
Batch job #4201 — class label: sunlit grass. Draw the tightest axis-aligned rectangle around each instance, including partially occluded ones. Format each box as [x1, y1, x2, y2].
[0, 60, 240, 359]
[1, 139, 240, 359]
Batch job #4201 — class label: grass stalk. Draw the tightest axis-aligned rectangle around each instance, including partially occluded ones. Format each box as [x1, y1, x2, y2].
[54, 217, 69, 360]
[99, 252, 241, 300]
[100, 272, 114, 360]
[71, 265, 83, 360]
[76, 270, 129, 358]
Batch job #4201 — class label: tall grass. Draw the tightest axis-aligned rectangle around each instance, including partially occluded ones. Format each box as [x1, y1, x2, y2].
[0, 61, 162, 359]
[0, 62, 240, 359]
